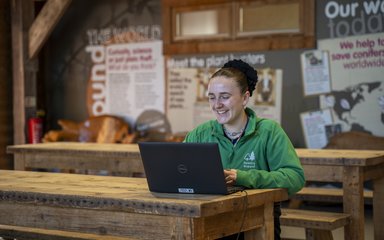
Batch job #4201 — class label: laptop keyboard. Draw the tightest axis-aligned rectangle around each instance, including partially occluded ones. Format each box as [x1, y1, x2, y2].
[227, 186, 244, 194]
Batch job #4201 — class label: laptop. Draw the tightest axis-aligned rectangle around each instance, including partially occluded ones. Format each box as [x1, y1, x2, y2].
[138, 142, 243, 195]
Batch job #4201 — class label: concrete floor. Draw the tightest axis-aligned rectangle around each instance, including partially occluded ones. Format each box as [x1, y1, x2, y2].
[281, 202, 374, 240]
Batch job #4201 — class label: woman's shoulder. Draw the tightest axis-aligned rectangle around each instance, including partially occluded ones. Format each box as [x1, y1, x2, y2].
[190, 120, 217, 133]
[185, 120, 217, 141]
[254, 116, 281, 130]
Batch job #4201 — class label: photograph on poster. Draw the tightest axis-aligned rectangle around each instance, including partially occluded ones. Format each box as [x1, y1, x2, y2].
[252, 68, 282, 123]
[255, 68, 276, 106]
[300, 50, 331, 96]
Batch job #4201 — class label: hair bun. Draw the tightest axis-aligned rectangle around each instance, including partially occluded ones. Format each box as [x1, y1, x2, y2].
[223, 59, 258, 95]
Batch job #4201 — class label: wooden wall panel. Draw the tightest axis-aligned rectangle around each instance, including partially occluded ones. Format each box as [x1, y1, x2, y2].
[0, 0, 12, 169]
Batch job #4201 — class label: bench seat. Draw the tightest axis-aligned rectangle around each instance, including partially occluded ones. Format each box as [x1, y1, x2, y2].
[280, 208, 350, 240]
[291, 187, 373, 205]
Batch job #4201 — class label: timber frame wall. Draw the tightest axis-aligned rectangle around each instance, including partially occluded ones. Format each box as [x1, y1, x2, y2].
[0, 0, 71, 169]
[10, 0, 71, 145]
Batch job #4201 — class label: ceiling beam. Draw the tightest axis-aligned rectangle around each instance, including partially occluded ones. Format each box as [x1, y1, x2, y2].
[29, 0, 72, 59]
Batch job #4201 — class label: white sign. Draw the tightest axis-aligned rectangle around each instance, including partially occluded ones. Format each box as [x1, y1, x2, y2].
[104, 41, 164, 123]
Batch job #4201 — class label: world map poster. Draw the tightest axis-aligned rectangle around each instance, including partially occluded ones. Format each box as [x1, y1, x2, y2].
[318, 32, 384, 136]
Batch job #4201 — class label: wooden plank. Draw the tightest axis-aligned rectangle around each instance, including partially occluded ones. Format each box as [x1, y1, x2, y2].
[12, 153, 26, 170]
[343, 166, 364, 240]
[23, 154, 144, 174]
[296, 148, 384, 166]
[164, 36, 312, 55]
[373, 177, 384, 239]
[7, 142, 140, 156]
[7, 143, 144, 174]
[29, 0, 72, 58]
[0, 202, 267, 240]
[280, 208, 350, 231]
[0, 202, 193, 239]
[302, 165, 343, 182]
[0, 225, 134, 240]
[291, 187, 373, 205]
[364, 162, 384, 180]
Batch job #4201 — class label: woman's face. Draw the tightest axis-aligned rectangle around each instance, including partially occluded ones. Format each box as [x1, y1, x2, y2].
[207, 76, 249, 126]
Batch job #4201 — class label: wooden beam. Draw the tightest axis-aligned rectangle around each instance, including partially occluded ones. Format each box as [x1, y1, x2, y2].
[29, 0, 72, 59]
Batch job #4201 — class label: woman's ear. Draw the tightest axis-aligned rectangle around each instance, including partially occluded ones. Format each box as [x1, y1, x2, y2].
[243, 91, 250, 107]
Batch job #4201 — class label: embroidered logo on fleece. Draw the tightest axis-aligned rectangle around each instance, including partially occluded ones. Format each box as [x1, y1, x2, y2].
[243, 151, 256, 168]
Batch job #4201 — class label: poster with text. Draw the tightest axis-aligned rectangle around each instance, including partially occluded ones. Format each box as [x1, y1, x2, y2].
[300, 50, 331, 96]
[166, 67, 217, 134]
[300, 109, 333, 149]
[105, 41, 164, 124]
[318, 33, 384, 136]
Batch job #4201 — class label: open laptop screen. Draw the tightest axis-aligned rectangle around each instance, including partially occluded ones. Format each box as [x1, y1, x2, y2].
[138, 142, 237, 194]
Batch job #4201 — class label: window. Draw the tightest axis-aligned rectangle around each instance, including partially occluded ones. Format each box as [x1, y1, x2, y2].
[162, 0, 314, 54]
[174, 5, 231, 40]
[236, 2, 300, 36]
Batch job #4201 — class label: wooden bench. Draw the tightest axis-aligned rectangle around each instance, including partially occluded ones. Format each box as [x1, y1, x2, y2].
[289, 187, 373, 208]
[0, 225, 134, 240]
[281, 208, 350, 240]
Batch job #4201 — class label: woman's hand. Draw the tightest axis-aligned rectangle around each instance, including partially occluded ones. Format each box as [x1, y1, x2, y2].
[224, 169, 237, 186]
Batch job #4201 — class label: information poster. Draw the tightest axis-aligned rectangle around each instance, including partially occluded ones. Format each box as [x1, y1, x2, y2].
[318, 33, 384, 136]
[300, 108, 333, 149]
[105, 41, 164, 123]
[300, 50, 331, 96]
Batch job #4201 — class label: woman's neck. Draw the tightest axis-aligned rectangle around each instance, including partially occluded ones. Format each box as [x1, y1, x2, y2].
[223, 112, 248, 138]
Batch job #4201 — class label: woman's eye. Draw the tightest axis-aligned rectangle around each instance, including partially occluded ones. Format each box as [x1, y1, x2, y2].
[220, 95, 230, 100]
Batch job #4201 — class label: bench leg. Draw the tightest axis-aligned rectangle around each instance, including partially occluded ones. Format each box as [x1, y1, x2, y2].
[287, 199, 302, 209]
[305, 228, 333, 240]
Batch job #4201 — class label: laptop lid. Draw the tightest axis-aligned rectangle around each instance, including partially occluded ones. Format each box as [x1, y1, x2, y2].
[138, 142, 233, 195]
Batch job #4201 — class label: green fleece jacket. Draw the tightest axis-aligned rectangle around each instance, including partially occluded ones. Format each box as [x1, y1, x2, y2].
[184, 108, 305, 196]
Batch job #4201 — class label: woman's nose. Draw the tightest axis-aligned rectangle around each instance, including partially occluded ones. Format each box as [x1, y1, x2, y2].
[214, 99, 223, 108]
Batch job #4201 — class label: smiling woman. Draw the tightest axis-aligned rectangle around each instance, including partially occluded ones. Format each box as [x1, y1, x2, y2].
[183, 59, 305, 240]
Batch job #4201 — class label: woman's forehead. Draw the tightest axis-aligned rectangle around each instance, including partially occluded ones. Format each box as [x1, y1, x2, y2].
[208, 76, 238, 91]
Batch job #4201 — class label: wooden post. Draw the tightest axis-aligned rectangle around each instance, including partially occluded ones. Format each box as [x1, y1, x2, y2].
[373, 177, 384, 239]
[11, 0, 34, 144]
[11, 0, 71, 145]
[343, 166, 364, 240]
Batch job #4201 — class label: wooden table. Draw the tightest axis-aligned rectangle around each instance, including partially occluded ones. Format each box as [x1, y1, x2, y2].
[7, 142, 144, 175]
[7, 144, 384, 239]
[0, 170, 287, 240]
[295, 148, 384, 240]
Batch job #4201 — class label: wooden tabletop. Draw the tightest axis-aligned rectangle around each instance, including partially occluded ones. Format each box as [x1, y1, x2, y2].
[6, 142, 140, 158]
[295, 148, 384, 166]
[8, 143, 384, 167]
[0, 170, 287, 218]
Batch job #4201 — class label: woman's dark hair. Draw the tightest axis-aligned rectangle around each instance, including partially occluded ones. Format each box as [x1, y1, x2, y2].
[210, 59, 258, 96]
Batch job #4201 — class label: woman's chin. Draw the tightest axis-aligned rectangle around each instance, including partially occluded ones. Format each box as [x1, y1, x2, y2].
[215, 116, 228, 124]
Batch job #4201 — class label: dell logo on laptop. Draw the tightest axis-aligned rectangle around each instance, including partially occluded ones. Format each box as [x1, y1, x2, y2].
[178, 188, 194, 193]
[177, 164, 188, 174]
